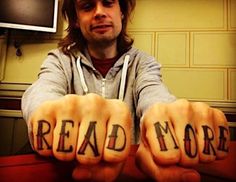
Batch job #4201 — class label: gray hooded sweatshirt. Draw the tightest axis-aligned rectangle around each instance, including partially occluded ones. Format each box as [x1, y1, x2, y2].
[21, 46, 176, 144]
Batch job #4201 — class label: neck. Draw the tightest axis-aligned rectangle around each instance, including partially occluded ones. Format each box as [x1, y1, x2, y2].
[87, 41, 118, 59]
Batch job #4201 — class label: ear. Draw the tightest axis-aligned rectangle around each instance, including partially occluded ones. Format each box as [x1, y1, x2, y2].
[121, 11, 124, 19]
[75, 21, 80, 28]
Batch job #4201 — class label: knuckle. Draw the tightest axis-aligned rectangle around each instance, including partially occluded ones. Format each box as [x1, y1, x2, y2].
[33, 100, 59, 121]
[60, 95, 84, 118]
[174, 98, 190, 106]
[83, 93, 106, 111]
[110, 99, 130, 113]
[213, 108, 228, 124]
[178, 99, 191, 111]
[143, 103, 168, 128]
[192, 102, 212, 120]
[86, 93, 104, 103]
[64, 94, 80, 104]
[108, 100, 132, 125]
[170, 99, 192, 116]
[192, 101, 209, 110]
[34, 101, 52, 116]
[149, 103, 168, 116]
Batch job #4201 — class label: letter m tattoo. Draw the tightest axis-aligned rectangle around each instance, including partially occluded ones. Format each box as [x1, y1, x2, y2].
[154, 121, 179, 151]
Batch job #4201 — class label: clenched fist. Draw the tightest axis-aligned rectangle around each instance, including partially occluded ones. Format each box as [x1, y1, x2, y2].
[136, 99, 229, 182]
[29, 93, 131, 181]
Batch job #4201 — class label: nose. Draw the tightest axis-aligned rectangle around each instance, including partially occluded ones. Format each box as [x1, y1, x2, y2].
[94, 3, 106, 19]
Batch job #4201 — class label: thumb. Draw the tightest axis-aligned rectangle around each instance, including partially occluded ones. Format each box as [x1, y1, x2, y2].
[135, 143, 200, 182]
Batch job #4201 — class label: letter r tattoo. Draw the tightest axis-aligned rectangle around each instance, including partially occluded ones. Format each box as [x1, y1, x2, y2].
[36, 120, 52, 150]
[202, 125, 216, 155]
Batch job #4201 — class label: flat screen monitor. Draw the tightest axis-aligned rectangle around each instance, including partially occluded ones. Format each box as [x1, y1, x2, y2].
[0, 0, 59, 33]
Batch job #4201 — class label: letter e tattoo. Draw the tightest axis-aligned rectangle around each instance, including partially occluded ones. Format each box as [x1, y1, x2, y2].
[218, 126, 229, 152]
[57, 120, 74, 152]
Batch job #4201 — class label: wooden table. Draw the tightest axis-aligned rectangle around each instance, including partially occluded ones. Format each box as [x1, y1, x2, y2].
[0, 142, 235, 182]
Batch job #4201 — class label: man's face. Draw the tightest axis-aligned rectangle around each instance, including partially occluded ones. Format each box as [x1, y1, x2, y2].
[75, 0, 123, 47]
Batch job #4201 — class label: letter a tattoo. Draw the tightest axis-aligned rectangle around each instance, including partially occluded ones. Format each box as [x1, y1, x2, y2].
[78, 121, 99, 156]
[36, 120, 52, 150]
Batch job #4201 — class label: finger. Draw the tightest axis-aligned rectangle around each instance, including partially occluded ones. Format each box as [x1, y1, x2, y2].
[52, 95, 81, 161]
[135, 142, 160, 180]
[72, 165, 91, 181]
[192, 102, 217, 163]
[72, 162, 124, 182]
[212, 108, 230, 159]
[30, 101, 57, 156]
[104, 99, 131, 163]
[142, 103, 180, 165]
[76, 94, 109, 164]
[168, 99, 199, 166]
[135, 142, 200, 182]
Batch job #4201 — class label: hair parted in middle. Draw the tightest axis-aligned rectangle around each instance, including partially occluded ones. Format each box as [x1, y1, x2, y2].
[58, 0, 136, 56]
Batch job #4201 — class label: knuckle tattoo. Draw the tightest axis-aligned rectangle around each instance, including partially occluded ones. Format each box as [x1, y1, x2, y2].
[152, 121, 229, 158]
[35, 120, 127, 158]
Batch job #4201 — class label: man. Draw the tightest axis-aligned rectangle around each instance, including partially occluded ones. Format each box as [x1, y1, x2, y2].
[21, 0, 229, 181]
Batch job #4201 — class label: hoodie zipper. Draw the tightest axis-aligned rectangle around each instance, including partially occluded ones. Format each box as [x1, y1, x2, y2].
[76, 54, 130, 100]
[101, 78, 106, 98]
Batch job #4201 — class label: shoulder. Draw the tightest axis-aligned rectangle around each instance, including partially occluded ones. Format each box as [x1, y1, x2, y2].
[128, 47, 158, 63]
[47, 48, 72, 60]
[44, 48, 78, 65]
[40, 48, 77, 71]
[128, 47, 161, 68]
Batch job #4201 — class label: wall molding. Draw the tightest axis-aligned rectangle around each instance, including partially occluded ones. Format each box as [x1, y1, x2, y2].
[0, 109, 22, 117]
[189, 99, 236, 114]
[228, 0, 236, 30]
[0, 33, 8, 81]
[0, 82, 31, 97]
[0, 82, 235, 114]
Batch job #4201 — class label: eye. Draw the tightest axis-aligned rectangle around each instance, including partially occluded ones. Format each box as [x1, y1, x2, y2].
[103, 0, 115, 7]
[78, 2, 95, 11]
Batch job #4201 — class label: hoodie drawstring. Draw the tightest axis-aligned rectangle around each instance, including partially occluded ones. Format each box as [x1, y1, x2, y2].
[76, 56, 88, 94]
[76, 54, 130, 101]
[118, 54, 130, 100]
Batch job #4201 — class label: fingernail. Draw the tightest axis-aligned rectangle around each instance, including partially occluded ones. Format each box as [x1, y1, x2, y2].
[182, 171, 200, 182]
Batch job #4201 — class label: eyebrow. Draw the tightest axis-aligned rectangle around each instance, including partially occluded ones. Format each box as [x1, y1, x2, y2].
[77, 0, 93, 3]
[76, 0, 92, 7]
